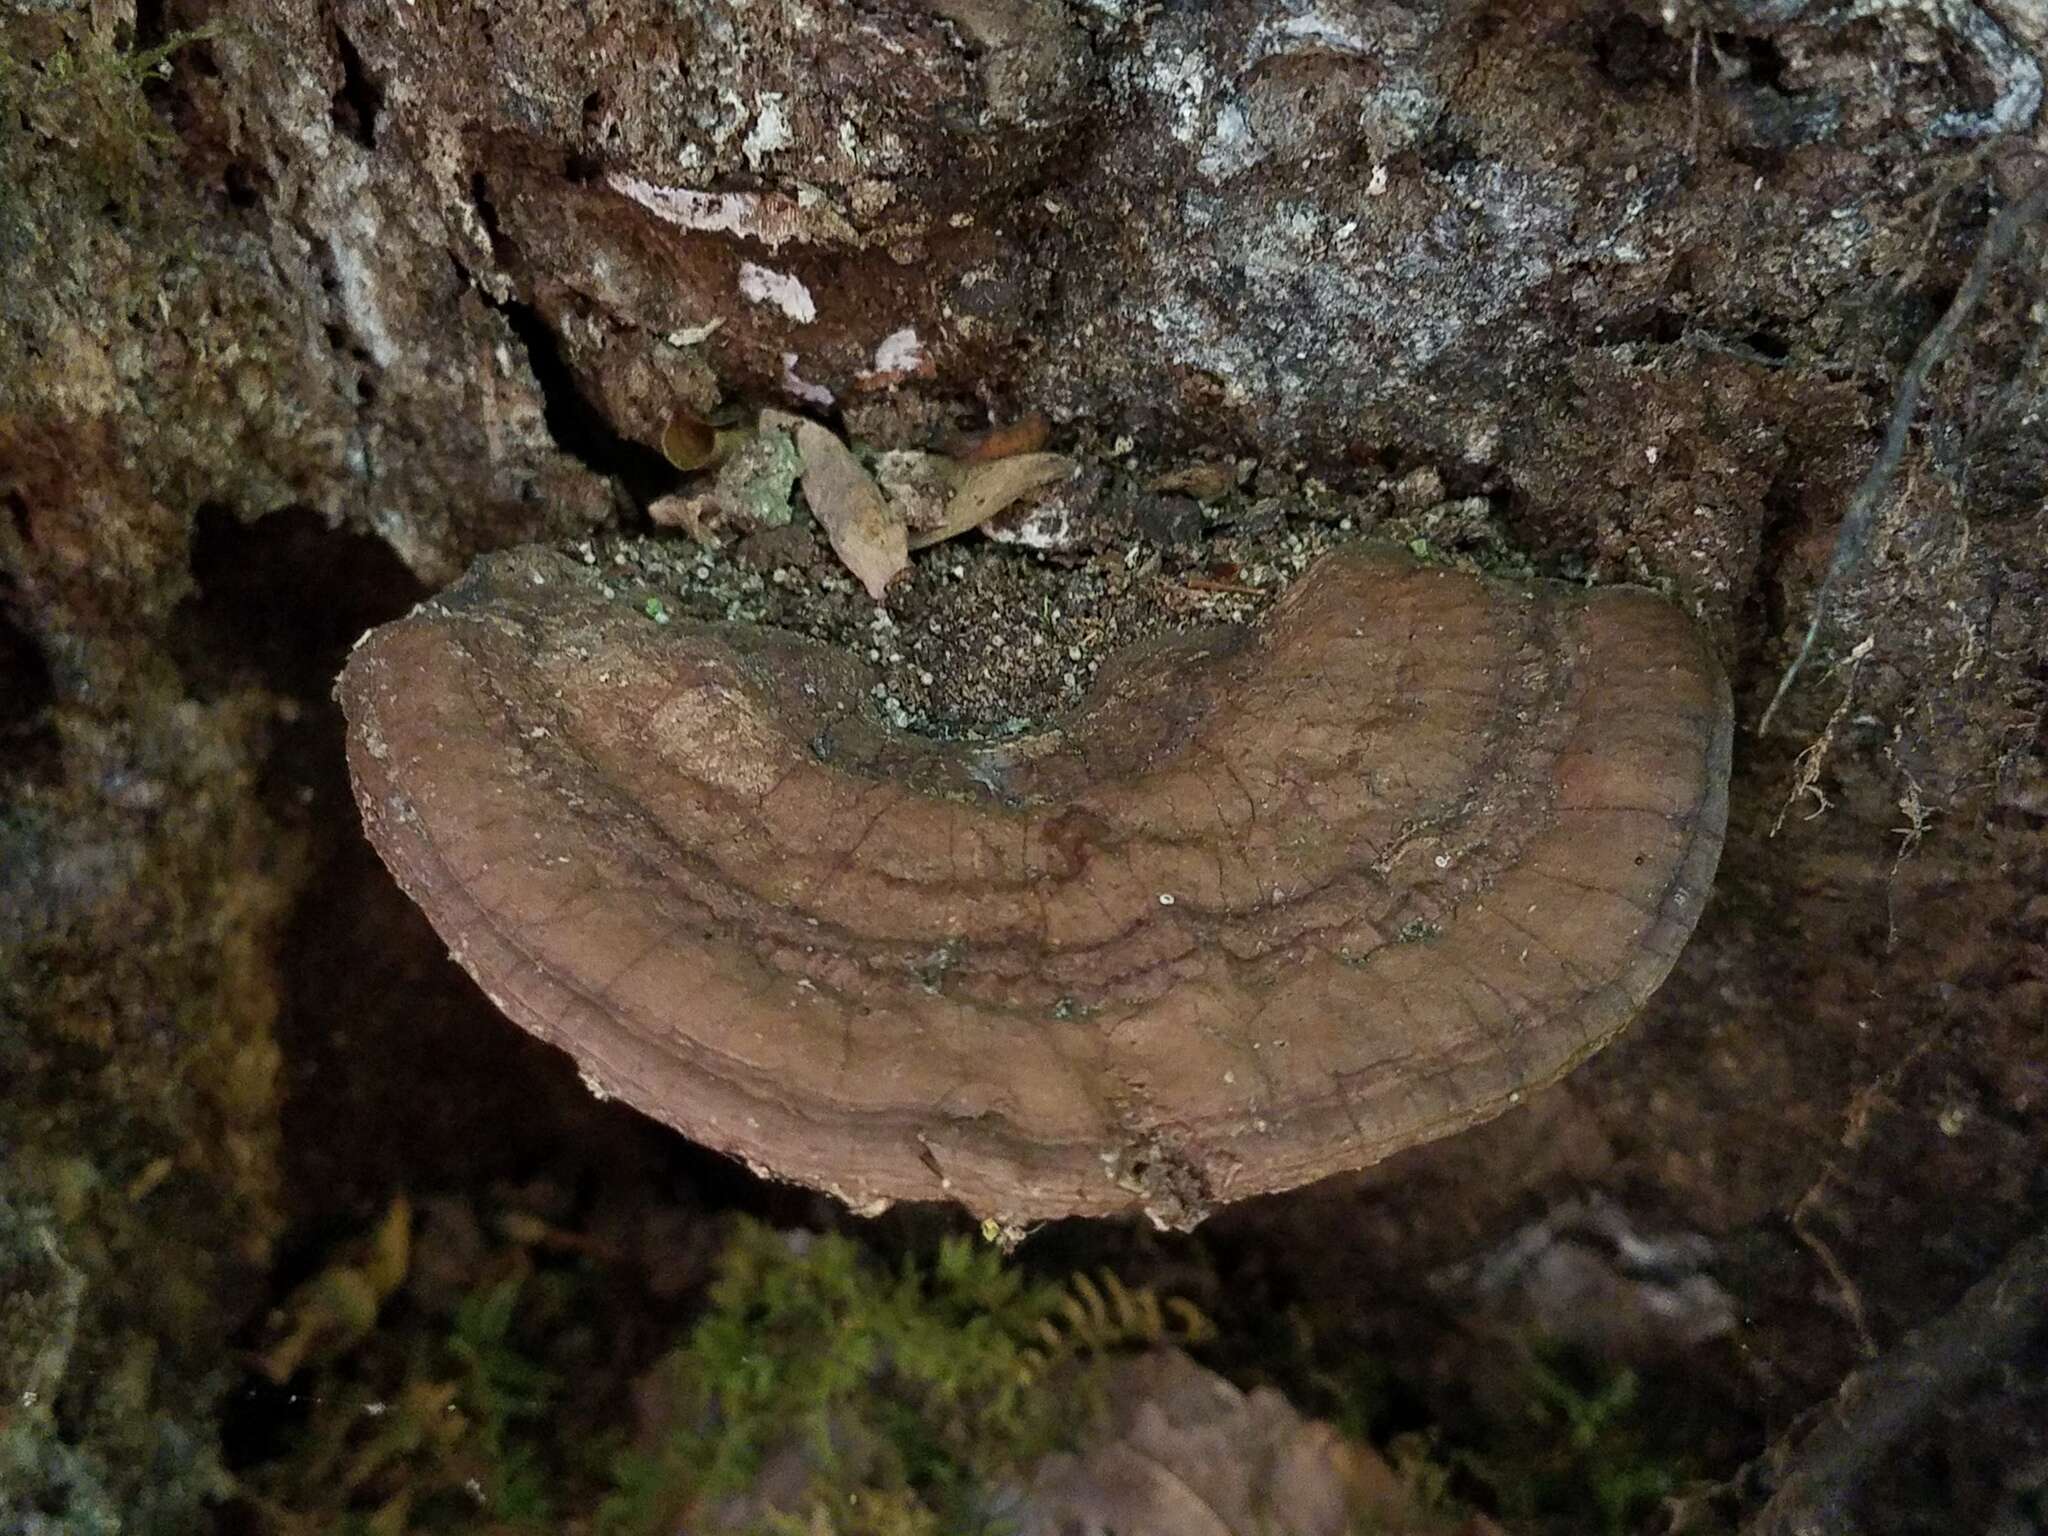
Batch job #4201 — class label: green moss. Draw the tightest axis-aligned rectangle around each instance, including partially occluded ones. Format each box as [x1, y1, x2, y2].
[0, 10, 331, 520]
[248, 1211, 1215, 1534]
[248, 1243, 566, 1533]
[1223, 1300, 1701, 1536]
[447, 1278, 559, 1524]
[1455, 1343, 1702, 1536]
[599, 1221, 1089, 1535]
[0, 21, 209, 222]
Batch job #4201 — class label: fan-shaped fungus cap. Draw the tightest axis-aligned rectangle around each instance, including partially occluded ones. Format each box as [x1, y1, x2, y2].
[339, 546, 1730, 1228]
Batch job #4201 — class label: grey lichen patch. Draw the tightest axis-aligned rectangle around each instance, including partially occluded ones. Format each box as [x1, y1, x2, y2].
[1101, 1139, 1215, 1233]
[717, 423, 802, 530]
[910, 935, 968, 993]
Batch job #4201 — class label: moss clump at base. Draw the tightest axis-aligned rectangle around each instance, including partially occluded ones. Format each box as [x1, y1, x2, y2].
[600, 1221, 1196, 1536]
[1452, 1344, 1708, 1536]
[241, 1209, 1217, 1536]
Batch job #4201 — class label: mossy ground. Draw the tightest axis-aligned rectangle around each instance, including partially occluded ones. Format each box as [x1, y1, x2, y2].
[226, 1195, 1695, 1536]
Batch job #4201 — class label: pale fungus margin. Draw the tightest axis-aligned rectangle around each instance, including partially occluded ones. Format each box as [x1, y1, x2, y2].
[338, 544, 1732, 1229]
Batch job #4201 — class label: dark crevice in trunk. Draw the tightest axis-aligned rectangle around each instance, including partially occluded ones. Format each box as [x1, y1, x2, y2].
[132, 0, 168, 49]
[469, 172, 514, 266]
[331, 25, 384, 150]
[487, 293, 681, 509]
[168, 503, 424, 703]
[0, 586, 59, 788]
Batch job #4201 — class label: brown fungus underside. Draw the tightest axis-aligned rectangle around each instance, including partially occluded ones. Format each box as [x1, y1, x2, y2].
[338, 546, 1731, 1228]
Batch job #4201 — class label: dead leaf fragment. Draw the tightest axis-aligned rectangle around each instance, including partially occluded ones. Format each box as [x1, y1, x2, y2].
[871, 449, 957, 534]
[794, 421, 908, 603]
[952, 410, 1051, 463]
[258, 1197, 413, 1383]
[908, 452, 1074, 550]
[1150, 461, 1240, 503]
[660, 409, 751, 474]
[647, 492, 721, 543]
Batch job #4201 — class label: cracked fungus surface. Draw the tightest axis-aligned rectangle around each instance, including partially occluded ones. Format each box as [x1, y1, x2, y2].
[338, 544, 1731, 1227]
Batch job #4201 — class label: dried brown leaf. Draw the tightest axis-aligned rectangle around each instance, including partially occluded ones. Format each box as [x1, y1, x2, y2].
[795, 421, 907, 603]
[908, 452, 1074, 550]
[647, 492, 720, 543]
[952, 410, 1051, 463]
[1149, 461, 1239, 503]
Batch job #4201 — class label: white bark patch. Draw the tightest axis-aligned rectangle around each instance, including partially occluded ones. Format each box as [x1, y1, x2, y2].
[608, 177, 763, 237]
[780, 353, 834, 406]
[742, 93, 792, 168]
[1271, 12, 1371, 53]
[331, 203, 400, 368]
[860, 326, 928, 380]
[605, 173, 835, 251]
[739, 262, 817, 323]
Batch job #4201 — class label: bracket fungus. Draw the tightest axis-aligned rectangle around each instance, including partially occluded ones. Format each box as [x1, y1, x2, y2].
[339, 546, 1731, 1228]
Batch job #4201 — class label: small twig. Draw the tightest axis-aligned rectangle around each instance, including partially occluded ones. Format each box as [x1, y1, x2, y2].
[1757, 174, 2048, 737]
[1887, 147, 1995, 302]
[1769, 636, 1872, 837]
[21, 1227, 87, 1414]
[1783, 1026, 1941, 1363]
[1838, 1031, 1942, 1159]
[1883, 757, 1931, 950]
[1687, 28, 1705, 163]
[1182, 577, 1267, 598]
[1790, 1196, 1881, 1363]
[1958, 289, 2048, 471]
[1744, 1224, 2048, 1536]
